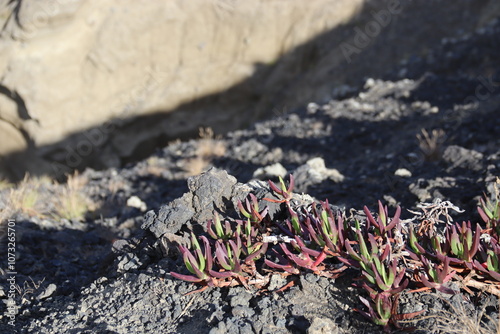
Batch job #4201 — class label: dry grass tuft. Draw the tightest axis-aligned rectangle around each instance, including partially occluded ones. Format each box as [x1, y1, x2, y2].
[184, 127, 226, 176]
[405, 298, 500, 334]
[143, 156, 165, 177]
[197, 127, 226, 158]
[184, 156, 209, 177]
[417, 128, 446, 162]
[0, 172, 93, 231]
[52, 172, 90, 221]
[0, 178, 13, 190]
[434, 300, 499, 334]
[5, 174, 45, 217]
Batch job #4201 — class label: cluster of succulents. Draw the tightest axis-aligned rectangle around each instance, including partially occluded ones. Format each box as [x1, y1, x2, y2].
[170, 175, 500, 332]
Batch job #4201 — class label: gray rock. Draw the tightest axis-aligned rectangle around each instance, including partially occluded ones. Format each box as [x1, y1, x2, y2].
[443, 145, 484, 171]
[229, 288, 253, 307]
[293, 157, 344, 192]
[395, 168, 412, 177]
[116, 253, 141, 273]
[188, 168, 237, 224]
[253, 162, 288, 180]
[142, 192, 195, 238]
[231, 305, 255, 318]
[37, 284, 57, 300]
[267, 274, 289, 291]
[142, 168, 238, 237]
[307, 317, 339, 334]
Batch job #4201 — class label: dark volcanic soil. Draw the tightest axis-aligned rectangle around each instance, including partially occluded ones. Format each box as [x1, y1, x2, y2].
[1, 18, 500, 334]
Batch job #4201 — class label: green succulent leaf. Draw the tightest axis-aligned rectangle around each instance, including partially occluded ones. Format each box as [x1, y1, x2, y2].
[358, 232, 370, 260]
[374, 294, 392, 321]
[345, 240, 362, 262]
[182, 249, 197, 274]
[190, 233, 205, 271]
[487, 252, 499, 272]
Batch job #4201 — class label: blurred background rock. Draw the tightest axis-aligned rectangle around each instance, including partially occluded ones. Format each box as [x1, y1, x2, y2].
[0, 0, 498, 181]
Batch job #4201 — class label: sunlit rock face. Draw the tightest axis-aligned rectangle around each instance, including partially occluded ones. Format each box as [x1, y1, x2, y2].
[0, 0, 496, 180]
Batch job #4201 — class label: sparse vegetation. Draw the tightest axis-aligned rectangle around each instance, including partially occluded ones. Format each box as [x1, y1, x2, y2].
[417, 128, 446, 161]
[411, 297, 500, 334]
[184, 127, 226, 176]
[171, 175, 500, 332]
[52, 172, 90, 221]
[143, 156, 165, 177]
[0, 172, 91, 222]
[0, 178, 13, 190]
[5, 174, 45, 217]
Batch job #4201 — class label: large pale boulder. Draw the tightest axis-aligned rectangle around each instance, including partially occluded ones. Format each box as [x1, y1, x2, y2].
[0, 0, 497, 180]
[0, 0, 364, 179]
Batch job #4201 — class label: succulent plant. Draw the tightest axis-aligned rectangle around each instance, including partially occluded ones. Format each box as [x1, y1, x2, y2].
[170, 233, 218, 284]
[357, 293, 424, 332]
[358, 293, 393, 329]
[474, 236, 500, 281]
[265, 174, 295, 204]
[306, 200, 347, 254]
[172, 212, 270, 288]
[340, 228, 381, 272]
[264, 236, 327, 272]
[285, 204, 303, 235]
[237, 193, 269, 225]
[446, 221, 481, 263]
[364, 201, 401, 240]
[407, 226, 426, 256]
[236, 218, 269, 264]
[362, 257, 409, 294]
[416, 255, 457, 294]
[207, 212, 236, 241]
[478, 194, 500, 236]
[264, 244, 301, 275]
[214, 239, 242, 274]
[169, 176, 500, 331]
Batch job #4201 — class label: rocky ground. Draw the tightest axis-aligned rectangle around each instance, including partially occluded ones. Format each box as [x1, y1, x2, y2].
[1, 18, 500, 334]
